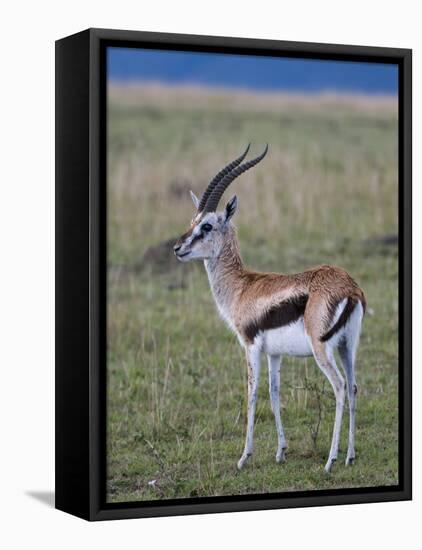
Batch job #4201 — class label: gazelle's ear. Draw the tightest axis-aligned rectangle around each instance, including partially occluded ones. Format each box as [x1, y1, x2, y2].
[224, 195, 238, 223]
[190, 190, 200, 209]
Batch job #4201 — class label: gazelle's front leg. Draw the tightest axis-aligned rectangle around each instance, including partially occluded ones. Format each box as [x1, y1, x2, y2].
[267, 354, 287, 463]
[237, 344, 261, 470]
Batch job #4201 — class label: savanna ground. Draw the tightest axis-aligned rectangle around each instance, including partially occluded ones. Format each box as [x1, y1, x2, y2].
[106, 84, 399, 503]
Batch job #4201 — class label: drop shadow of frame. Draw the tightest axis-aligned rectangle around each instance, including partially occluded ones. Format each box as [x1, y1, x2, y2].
[26, 491, 55, 508]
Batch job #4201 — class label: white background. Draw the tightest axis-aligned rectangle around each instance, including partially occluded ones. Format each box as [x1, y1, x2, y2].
[0, 1, 419, 548]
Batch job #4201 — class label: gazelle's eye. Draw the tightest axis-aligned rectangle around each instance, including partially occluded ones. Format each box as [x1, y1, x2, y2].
[201, 223, 213, 232]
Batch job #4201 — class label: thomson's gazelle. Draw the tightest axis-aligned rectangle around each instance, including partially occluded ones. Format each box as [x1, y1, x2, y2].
[174, 145, 366, 473]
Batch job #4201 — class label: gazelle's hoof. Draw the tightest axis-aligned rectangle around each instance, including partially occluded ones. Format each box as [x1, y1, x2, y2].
[237, 453, 251, 470]
[324, 457, 336, 473]
[276, 449, 286, 463]
[345, 455, 355, 466]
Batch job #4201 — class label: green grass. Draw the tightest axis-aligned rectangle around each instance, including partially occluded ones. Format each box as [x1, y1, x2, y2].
[106, 84, 398, 503]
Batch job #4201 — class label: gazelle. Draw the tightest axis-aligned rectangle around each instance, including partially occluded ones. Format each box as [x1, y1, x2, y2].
[174, 145, 366, 473]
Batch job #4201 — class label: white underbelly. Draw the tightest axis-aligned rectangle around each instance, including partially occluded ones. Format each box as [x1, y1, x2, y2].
[261, 317, 312, 357]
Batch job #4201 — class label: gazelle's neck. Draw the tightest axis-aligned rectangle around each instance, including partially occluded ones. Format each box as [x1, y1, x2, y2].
[204, 226, 244, 325]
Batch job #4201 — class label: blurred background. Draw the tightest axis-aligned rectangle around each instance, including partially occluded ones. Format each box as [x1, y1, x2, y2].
[106, 47, 399, 503]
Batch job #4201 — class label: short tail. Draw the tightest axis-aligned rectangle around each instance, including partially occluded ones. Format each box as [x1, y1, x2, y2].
[320, 297, 365, 343]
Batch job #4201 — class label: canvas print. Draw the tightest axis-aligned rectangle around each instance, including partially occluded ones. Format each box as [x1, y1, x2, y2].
[106, 47, 398, 503]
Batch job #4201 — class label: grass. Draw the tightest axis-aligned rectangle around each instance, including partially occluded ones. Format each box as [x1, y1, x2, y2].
[106, 83, 399, 503]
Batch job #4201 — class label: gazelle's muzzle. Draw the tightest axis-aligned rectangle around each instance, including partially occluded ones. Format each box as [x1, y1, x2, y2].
[174, 226, 195, 259]
[173, 238, 191, 260]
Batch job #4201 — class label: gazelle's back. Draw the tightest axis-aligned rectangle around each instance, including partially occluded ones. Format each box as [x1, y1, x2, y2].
[233, 264, 365, 349]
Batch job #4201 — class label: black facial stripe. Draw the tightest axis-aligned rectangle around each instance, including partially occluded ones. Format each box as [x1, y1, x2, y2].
[191, 232, 203, 245]
[190, 223, 212, 246]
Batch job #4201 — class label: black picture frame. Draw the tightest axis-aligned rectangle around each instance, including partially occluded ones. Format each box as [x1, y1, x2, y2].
[55, 27, 412, 521]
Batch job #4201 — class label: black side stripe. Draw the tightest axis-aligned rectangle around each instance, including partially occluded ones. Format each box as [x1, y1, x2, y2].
[320, 297, 360, 342]
[244, 294, 308, 343]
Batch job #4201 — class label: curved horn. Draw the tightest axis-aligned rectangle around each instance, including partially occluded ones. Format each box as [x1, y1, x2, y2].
[197, 144, 250, 213]
[202, 144, 268, 213]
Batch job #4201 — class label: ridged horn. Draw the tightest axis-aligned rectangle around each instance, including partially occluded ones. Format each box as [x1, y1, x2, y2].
[202, 144, 268, 213]
[197, 144, 250, 213]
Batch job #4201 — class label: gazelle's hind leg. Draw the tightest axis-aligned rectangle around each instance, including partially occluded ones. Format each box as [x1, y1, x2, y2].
[267, 354, 287, 463]
[308, 337, 346, 473]
[339, 342, 357, 465]
[338, 302, 363, 465]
